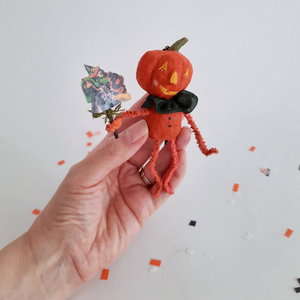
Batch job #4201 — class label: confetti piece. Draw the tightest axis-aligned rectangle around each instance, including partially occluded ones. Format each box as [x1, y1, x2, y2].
[189, 220, 197, 227]
[203, 253, 214, 259]
[32, 209, 41, 215]
[285, 229, 293, 238]
[249, 146, 256, 152]
[244, 232, 253, 241]
[94, 131, 101, 136]
[260, 168, 271, 176]
[297, 278, 300, 284]
[233, 183, 239, 192]
[86, 131, 93, 138]
[227, 198, 235, 205]
[186, 247, 195, 255]
[295, 287, 300, 293]
[100, 269, 109, 280]
[148, 266, 158, 274]
[233, 191, 242, 198]
[149, 259, 161, 267]
[58, 160, 65, 166]
[87, 142, 92, 146]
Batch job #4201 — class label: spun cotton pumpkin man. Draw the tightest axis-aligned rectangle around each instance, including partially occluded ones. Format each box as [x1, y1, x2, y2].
[106, 37, 218, 198]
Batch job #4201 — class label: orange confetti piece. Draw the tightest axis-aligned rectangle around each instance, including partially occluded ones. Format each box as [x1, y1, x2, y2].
[94, 131, 101, 136]
[149, 259, 161, 267]
[87, 142, 92, 146]
[233, 183, 239, 192]
[100, 269, 109, 280]
[58, 160, 65, 166]
[285, 229, 293, 238]
[249, 146, 256, 152]
[86, 131, 93, 138]
[32, 209, 41, 215]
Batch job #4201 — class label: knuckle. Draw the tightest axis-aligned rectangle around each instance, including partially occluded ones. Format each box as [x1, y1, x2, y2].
[102, 139, 117, 157]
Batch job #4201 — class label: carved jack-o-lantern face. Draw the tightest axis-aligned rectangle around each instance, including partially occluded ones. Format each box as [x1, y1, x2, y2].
[136, 50, 193, 99]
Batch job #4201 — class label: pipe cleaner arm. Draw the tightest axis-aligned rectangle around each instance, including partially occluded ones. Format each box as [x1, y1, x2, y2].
[106, 109, 151, 133]
[184, 113, 219, 156]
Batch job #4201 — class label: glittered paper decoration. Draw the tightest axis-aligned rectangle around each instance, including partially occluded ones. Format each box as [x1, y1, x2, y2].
[82, 65, 130, 114]
[81, 65, 131, 139]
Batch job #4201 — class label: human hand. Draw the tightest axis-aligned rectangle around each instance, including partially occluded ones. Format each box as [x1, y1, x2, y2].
[26, 94, 192, 297]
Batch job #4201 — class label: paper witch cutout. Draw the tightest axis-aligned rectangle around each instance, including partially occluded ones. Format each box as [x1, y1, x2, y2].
[81, 65, 131, 138]
[106, 38, 219, 197]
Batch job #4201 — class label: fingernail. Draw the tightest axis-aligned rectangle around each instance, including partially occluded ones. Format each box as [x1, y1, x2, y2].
[123, 120, 148, 144]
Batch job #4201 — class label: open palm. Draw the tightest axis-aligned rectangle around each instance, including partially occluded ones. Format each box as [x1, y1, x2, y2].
[27, 95, 191, 287]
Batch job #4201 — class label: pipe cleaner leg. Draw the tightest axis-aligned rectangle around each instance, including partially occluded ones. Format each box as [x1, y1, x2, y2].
[149, 140, 163, 198]
[184, 113, 219, 156]
[163, 139, 179, 195]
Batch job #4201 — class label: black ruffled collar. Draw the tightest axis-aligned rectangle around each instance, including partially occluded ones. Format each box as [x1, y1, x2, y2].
[141, 90, 198, 114]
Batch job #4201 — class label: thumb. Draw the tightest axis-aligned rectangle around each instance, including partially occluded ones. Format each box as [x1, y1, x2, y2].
[72, 120, 148, 186]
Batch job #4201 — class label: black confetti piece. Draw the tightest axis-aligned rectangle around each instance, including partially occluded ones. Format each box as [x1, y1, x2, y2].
[189, 220, 197, 227]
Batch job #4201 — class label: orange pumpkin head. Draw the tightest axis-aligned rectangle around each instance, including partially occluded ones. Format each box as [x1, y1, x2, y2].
[136, 38, 193, 99]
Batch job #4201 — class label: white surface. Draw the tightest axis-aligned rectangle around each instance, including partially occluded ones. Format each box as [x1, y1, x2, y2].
[1, 0, 300, 299]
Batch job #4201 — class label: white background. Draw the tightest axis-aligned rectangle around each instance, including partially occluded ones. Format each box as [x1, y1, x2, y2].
[1, 0, 300, 299]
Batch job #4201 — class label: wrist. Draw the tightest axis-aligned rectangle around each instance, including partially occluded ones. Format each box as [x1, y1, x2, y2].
[0, 229, 83, 300]
[25, 225, 84, 299]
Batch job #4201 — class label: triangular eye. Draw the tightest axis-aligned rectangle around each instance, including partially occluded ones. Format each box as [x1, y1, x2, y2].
[159, 62, 168, 72]
[184, 68, 189, 77]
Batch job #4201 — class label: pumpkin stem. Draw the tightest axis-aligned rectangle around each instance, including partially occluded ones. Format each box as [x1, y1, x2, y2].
[167, 37, 188, 52]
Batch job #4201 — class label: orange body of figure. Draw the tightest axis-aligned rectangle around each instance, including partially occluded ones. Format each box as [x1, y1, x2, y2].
[106, 38, 219, 198]
[146, 107, 182, 140]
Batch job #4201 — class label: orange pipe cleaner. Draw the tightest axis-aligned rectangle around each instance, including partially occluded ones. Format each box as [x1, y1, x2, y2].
[163, 139, 179, 195]
[149, 140, 163, 198]
[184, 113, 219, 156]
[106, 110, 150, 132]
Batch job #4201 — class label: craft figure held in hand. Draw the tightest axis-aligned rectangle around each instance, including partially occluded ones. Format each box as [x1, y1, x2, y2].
[106, 38, 219, 197]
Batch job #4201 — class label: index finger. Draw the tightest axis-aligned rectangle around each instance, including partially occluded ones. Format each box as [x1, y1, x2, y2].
[117, 93, 148, 133]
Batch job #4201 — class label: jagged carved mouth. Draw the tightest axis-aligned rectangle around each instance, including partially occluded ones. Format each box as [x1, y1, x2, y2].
[159, 86, 177, 96]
